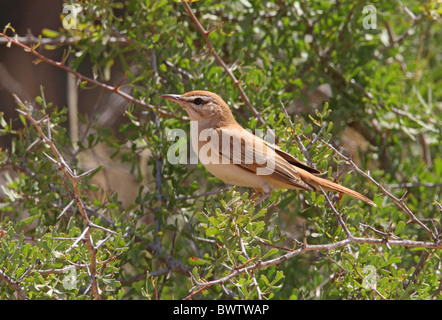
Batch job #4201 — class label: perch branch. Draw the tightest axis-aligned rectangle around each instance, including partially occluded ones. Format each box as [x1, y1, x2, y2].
[0, 31, 180, 120]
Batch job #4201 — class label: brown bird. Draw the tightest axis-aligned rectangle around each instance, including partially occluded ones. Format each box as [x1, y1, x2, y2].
[161, 90, 376, 206]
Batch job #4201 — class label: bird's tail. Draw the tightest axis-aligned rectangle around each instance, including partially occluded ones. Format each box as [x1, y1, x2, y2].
[300, 171, 376, 207]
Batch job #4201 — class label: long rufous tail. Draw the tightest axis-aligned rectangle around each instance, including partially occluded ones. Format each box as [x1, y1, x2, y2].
[299, 170, 376, 206]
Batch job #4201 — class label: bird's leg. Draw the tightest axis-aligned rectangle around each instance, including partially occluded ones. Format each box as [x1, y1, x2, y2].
[248, 189, 271, 205]
[248, 191, 260, 201]
[248, 188, 262, 201]
[254, 192, 271, 205]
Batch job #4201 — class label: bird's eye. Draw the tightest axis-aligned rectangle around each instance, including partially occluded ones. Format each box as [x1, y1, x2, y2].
[194, 98, 203, 105]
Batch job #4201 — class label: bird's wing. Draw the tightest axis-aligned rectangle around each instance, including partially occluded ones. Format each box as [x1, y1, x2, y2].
[263, 142, 321, 174]
[215, 127, 315, 191]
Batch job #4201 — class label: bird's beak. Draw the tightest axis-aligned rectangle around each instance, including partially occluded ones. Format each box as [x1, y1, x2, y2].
[160, 94, 181, 103]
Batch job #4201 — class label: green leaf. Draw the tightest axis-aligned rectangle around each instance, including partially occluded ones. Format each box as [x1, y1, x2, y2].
[251, 208, 267, 221]
[379, 257, 401, 268]
[261, 248, 278, 260]
[190, 256, 204, 268]
[205, 227, 220, 236]
[395, 221, 406, 234]
[41, 28, 60, 38]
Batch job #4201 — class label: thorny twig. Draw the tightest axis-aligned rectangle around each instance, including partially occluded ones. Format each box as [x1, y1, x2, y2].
[185, 119, 441, 299]
[0, 31, 180, 120]
[0, 269, 29, 300]
[187, 235, 441, 296]
[12, 95, 119, 300]
[2, 3, 439, 300]
[321, 139, 437, 240]
[182, 2, 277, 141]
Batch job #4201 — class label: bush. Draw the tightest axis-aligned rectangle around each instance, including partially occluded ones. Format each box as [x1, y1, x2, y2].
[0, 0, 440, 300]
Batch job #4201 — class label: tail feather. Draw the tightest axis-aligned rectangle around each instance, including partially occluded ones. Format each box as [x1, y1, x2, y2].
[299, 170, 376, 207]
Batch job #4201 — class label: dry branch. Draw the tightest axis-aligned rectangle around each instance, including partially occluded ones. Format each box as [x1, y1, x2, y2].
[12, 95, 116, 300]
[321, 139, 438, 240]
[182, 2, 268, 128]
[0, 31, 179, 120]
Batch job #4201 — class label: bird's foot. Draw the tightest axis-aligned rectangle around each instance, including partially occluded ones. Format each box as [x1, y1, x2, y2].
[250, 192, 271, 205]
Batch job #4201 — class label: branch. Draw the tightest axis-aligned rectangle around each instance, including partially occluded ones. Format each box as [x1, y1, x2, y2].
[321, 139, 437, 240]
[185, 140, 441, 298]
[187, 235, 441, 296]
[13, 95, 119, 300]
[319, 186, 353, 239]
[0, 34, 129, 46]
[182, 2, 270, 130]
[162, 186, 233, 202]
[388, 182, 442, 189]
[0, 268, 29, 300]
[236, 227, 263, 300]
[0, 32, 181, 120]
[279, 99, 315, 167]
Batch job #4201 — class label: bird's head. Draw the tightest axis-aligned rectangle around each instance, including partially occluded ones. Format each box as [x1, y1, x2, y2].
[161, 90, 236, 127]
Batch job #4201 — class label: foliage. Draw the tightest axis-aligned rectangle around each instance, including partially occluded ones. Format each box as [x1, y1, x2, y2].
[0, 0, 441, 300]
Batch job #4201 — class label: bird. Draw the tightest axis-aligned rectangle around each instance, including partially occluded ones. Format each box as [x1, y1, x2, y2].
[161, 90, 376, 206]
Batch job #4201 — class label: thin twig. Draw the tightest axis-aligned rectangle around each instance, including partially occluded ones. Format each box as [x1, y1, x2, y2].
[13, 96, 109, 299]
[237, 227, 263, 300]
[182, 2, 273, 137]
[165, 186, 232, 202]
[189, 236, 442, 292]
[321, 139, 437, 240]
[0, 269, 29, 300]
[388, 182, 442, 189]
[0, 32, 180, 120]
[0, 34, 129, 46]
[319, 186, 353, 239]
[279, 99, 313, 166]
